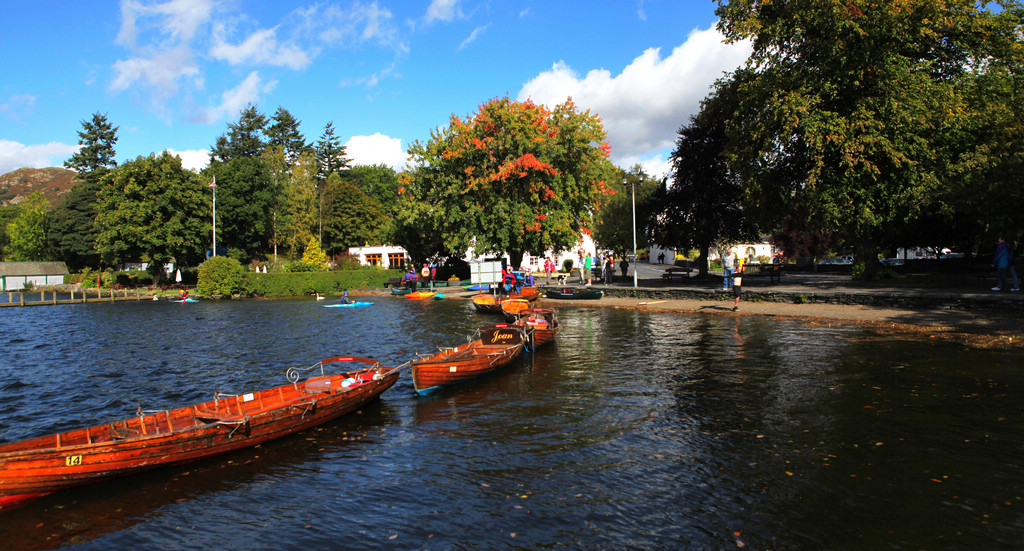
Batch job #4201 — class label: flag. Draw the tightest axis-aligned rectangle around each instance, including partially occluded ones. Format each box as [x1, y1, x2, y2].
[209, 175, 217, 188]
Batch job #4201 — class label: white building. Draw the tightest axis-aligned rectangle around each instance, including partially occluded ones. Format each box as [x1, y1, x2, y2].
[0, 262, 70, 291]
[347, 234, 600, 272]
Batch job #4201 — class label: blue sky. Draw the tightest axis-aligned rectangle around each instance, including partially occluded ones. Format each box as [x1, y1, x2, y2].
[0, 0, 751, 178]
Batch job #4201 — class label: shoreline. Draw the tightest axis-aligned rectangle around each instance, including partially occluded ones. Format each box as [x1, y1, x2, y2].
[369, 289, 1023, 350]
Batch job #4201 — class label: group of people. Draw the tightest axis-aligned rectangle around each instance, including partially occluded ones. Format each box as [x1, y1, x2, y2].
[991, 235, 1020, 292]
[402, 263, 438, 290]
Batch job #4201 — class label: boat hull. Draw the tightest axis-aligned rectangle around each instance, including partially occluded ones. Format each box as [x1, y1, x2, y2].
[544, 288, 604, 300]
[513, 308, 560, 348]
[0, 357, 399, 509]
[412, 325, 526, 394]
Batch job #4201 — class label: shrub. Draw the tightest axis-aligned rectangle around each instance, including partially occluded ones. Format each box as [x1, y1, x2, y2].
[197, 256, 245, 296]
[284, 260, 320, 272]
[562, 259, 574, 272]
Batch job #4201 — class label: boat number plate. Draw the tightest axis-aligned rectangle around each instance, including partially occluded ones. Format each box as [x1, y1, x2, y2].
[65, 455, 83, 466]
[243, 393, 255, 402]
[449, 366, 457, 372]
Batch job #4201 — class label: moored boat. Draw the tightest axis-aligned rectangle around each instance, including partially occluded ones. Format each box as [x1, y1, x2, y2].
[411, 324, 527, 395]
[500, 298, 531, 322]
[0, 356, 402, 510]
[544, 287, 604, 300]
[472, 287, 541, 314]
[512, 307, 560, 348]
[405, 292, 436, 300]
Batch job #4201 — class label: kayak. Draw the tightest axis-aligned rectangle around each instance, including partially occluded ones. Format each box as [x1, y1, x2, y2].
[171, 298, 197, 303]
[324, 302, 374, 308]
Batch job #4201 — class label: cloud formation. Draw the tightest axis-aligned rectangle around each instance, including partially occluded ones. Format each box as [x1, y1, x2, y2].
[0, 140, 79, 176]
[518, 26, 751, 175]
[345, 133, 408, 170]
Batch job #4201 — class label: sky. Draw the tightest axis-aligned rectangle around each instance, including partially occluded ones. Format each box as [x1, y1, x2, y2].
[0, 0, 752, 179]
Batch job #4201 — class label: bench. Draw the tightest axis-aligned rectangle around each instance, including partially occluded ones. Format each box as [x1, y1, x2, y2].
[662, 267, 692, 280]
[758, 263, 782, 284]
[384, 277, 403, 287]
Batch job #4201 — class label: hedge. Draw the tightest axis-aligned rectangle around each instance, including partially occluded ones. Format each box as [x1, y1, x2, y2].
[239, 269, 403, 297]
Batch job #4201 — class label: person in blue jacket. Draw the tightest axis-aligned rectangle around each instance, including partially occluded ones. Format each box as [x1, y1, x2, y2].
[991, 235, 1012, 292]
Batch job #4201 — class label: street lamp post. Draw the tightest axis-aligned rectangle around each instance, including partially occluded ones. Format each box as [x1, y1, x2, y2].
[627, 176, 638, 288]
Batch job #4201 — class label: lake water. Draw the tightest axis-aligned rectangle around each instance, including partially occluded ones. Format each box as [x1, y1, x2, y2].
[1, 297, 1022, 550]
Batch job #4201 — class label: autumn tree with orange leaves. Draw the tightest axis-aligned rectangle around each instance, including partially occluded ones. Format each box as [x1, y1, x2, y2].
[395, 97, 616, 268]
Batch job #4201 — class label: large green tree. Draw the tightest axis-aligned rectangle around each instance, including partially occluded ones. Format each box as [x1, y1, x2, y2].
[660, 87, 758, 276]
[266, 107, 308, 164]
[315, 121, 350, 183]
[321, 173, 386, 256]
[206, 105, 275, 260]
[5, 192, 50, 261]
[94, 152, 207, 274]
[52, 112, 120, 269]
[401, 97, 616, 268]
[592, 166, 661, 260]
[714, 0, 1022, 274]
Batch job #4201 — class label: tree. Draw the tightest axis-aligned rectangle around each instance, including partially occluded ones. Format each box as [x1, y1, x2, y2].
[321, 173, 386, 256]
[315, 121, 350, 182]
[94, 152, 208, 274]
[713, 0, 1022, 276]
[64, 112, 119, 174]
[592, 166, 661, 259]
[266, 107, 308, 164]
[661, 89, 757, 276]
[209, 103, 268, 163]
[4, 192, 50, 261]
[207, 105, 275, 260]
[282, 151, 318, 255]
[401, 97, 616, 268]
[53, 112, 120, 269]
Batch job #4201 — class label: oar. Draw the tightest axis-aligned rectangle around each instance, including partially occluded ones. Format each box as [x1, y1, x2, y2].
[638, 300, 665, 306]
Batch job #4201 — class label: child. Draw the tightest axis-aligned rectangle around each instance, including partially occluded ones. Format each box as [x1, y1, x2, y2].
[732, 261, 744, 311]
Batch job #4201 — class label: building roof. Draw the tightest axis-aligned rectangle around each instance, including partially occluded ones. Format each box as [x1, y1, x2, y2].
[0, 261, 70, 277]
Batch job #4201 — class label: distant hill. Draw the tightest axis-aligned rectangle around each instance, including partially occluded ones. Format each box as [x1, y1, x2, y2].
[0, 167, 78, 208]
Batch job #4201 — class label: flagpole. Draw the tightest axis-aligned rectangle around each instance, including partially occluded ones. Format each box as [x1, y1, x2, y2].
[211, 176, 217, 257]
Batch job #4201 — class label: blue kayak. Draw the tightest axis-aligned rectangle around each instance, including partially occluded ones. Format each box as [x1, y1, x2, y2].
[171, 298, 197, 303]
[324, 302, 374, 308]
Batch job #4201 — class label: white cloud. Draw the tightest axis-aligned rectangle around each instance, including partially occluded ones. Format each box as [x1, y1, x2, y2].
[0, 140, 79, 176]
[517, 26, 751, 166]
[210, 26, 311, 69]
[458, 25, 488, 51]
[165, 148, 210, 171]
[345, 133, 408, 170]
[196, 71, 277, 124]
[0, 94, 37, 124]
[425, 0, 464, 23]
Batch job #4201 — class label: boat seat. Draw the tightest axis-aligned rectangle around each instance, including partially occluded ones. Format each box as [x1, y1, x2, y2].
[304, 378, 333, 393]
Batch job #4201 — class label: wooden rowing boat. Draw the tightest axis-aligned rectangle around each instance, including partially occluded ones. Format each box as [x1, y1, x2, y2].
[512, 307, 560, 348]
[0, 356, 402, 510]
[544, 287, 604, 300]
[471, 287, 541, 314]
[411, 324, 527, 395]
[500, 298, 531, 322]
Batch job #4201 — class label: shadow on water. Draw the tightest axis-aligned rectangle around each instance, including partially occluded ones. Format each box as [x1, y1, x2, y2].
[1, 297, 1023, 549]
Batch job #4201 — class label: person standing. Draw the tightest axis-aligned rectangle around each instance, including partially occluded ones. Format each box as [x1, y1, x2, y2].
[420, 263, 431, 289]
[620, 257, 629, 277]
[577, 250, 586, 284]
[732, 260, 744, 311]
[1008, 239, 1020, 292]
[992, 235, 1012, 292]
[722, 249, 737, 290]
[584, 252, 593, 286]
[544, 257, 554, 281]
[604, 254, 614, 284]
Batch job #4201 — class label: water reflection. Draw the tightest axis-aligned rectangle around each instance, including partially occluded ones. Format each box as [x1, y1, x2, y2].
[1, 298, 1022, 549]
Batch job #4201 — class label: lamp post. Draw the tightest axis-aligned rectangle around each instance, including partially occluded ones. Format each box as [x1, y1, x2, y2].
[627, 175, 638, 288]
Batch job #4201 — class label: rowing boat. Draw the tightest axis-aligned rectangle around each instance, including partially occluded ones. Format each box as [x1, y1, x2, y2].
[471, 287, 541, 314]
[544, 287, 604, 300]
[411, 324, 527, 395]
[0, 356, 401, 510]
[500, 298, 531, 321]
[512, 307, 560, 348]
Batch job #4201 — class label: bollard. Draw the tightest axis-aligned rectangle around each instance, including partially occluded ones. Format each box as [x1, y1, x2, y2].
[20, 293, 25, 306]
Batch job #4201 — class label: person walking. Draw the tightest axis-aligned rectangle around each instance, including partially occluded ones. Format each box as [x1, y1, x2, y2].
[722, 249, 737, 290]
[992, 235, 1012, 292]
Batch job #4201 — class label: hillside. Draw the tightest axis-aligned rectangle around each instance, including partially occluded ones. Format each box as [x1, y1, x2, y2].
[0, 167, 78, 208]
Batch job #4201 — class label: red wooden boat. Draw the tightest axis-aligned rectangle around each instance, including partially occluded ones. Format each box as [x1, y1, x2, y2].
[412, 324, 527, 395]
[0, 356, 402, 510]
[500, 298, 531, 321]
[471, 287, 541, 314]
[512, 307, 560, 348]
